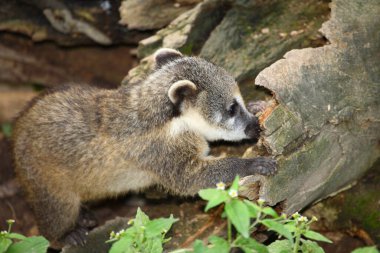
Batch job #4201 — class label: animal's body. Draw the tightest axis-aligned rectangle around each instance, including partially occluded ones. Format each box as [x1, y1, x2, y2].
[12, 49, 276, 246]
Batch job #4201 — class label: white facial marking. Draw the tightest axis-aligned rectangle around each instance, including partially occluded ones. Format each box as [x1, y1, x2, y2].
[169, 109, 247, 141]
[226, 117, 235, 127]
[213, 112, 222, 123]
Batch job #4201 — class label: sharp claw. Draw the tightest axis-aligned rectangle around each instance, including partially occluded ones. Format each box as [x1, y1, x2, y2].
[62, 226, 89, 247]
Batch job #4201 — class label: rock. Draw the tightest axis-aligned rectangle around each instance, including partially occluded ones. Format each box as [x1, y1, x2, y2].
[199, 0, 330, 81]
[136, 0, 230, 58]
[119, 0, 194, 30]
[0, 0, 149, 46]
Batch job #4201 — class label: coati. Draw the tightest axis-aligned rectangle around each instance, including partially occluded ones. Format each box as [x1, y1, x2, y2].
[12, 48, 276, 246]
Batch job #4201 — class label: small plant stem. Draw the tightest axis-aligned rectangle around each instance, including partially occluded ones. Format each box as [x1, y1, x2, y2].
[293, 231, 301, 253]
[250, 211, 261, 230]
[227, 219, 232, 245]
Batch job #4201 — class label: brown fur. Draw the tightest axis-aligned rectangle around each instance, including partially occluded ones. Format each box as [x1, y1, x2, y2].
[12, 49, 276, 245]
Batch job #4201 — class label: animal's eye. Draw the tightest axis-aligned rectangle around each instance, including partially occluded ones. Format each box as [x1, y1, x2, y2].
[228, 101, 239, 117]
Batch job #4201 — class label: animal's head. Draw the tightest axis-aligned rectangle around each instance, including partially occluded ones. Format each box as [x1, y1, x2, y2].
[153, 48, 261, 142]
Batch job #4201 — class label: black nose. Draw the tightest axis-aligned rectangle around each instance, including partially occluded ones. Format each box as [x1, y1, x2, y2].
[244, 116, 261, 139]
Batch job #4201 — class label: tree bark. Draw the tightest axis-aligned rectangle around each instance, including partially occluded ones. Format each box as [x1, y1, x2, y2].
[244, 0, 380, 213]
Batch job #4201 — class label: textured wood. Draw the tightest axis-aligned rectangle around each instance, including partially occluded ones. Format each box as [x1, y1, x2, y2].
[249, 0, 380, 213]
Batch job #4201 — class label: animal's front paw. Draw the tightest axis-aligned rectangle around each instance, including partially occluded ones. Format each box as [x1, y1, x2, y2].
[62, 226, 89, 247]
[78, 208, 97, 229]
[249, 157, 277, 176]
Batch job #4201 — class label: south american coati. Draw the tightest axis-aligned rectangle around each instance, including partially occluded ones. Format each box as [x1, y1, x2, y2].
[12, 48, 276, 246]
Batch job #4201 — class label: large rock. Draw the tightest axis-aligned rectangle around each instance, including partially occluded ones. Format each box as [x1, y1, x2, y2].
[119, 0, 195, 30]
[199, 0, 329, 81]
[0, 0, 149, 46]
[136, 0, 230, 58]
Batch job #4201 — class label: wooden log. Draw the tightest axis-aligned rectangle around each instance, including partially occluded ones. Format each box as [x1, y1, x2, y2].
[241, 0, 380, 213]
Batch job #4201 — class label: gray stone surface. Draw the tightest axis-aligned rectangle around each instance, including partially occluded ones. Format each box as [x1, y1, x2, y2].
[119, 0, 194, 30]
[136, 0, 229, 58]
[199, 0, 329, 81]
[0, 0, 149, 46]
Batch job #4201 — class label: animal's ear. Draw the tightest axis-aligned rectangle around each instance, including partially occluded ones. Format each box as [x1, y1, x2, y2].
[154, 48, 183, 68]
[168, 80, 197, 105]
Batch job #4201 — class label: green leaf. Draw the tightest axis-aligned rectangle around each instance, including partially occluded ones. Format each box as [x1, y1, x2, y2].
[304, 230, 332, 243]
[0, 238, 12, 253]
[225, 199, 250, 238]
[198, 189, 221, 201]
[199, 189, 229, 211]
[169, 249, 193, 253]
[6, 236, 49, 253]
[301, 239, 325, 253]
[261, 219, 293, 241]
[188, 237, 230, 253]
[243, 200, 260, 218]
[262, 207, 279, 218]
[267, 240, 293, 253]
[109, 236, 135, 253]
[145, 215, 178, 238]
[207, 236, 230, 253]
[193, 240, 207, 253]
[6, 233, 26, 241]
[134, 207, 150, 227]
[283, 224, 296, 233]
[229, 175, 240, 192]
[234, 237, 268, 253]
[351, 246, 380, 253]
[142, 238, 163, 253]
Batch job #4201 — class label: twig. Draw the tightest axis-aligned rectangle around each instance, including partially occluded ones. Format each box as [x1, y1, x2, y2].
[5, 200, 17, 221]
[180, 205, 224, 248]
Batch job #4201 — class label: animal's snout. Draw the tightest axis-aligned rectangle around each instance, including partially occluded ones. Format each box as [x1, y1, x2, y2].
[244, 116, 261, 139]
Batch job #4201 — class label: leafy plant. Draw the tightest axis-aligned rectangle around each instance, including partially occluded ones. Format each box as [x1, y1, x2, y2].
[107, 208, 178, 253]
[0, 219, 49, 253]
[173, 176, 332, 253]
[110, 176, 367, 253]
[351, 246, 379, 253]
